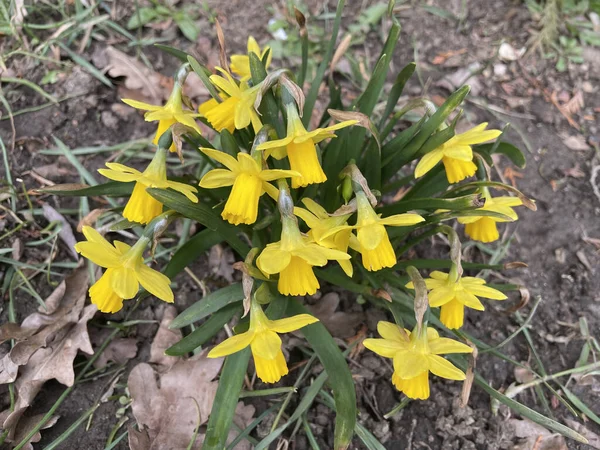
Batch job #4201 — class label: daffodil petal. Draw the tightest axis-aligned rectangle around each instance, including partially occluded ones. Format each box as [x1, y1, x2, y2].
[135, 264, 174, 303]
[208, 331, 255, 358]
[259, 169, 301, 181]
[98, 168, 141, 183]
[269, 314, 319, 333]
[430, 271, 449, 281]
[357, 223, 386, 251]
[145, 110, 175, 121]
[74, 241, 120, 268]
[199, 169, 237, 188]
[363, 338, 404, 358]
[428, 287, 456, 307]
[301, 198, 329, 219]
[257, 245, 291, 274]
[464, 284, 507, 300]
[394, 352, 429, 379]
[427, 355, 465, 380]
[429, 338, 473, 355]
[256, 135, 294, 151]
[109, 266, 139, 299]
[455, 290, 485, 310]
[200, 148, 240, 171]
[442, 145, 473, 161]
[251, 330, 282, 360]
[414, 148, 444, 178]
[378, 213, 425, 227]
[166, 181, 199, 202]
[377, 321, 410, 343]
[122, 98, 163, 111]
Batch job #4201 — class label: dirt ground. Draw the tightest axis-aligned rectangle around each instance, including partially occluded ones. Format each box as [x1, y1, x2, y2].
[1, 0, 600, 449]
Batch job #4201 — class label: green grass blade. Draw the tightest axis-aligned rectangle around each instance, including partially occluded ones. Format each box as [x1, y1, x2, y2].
[287, 299, 356, 450]
[1, 76, 58, 104]
[165, 303, 241, 355]
[57, 42, 114, 87]
[169, 283, 244, 329]
[303, 0, 346, 126]
[154, 44, 190, 62]
[378, 62, 416, 130]
[202, 348, 252, 450]
[187, 55, 222, 101]
[38, 181, 134, 197]
[163, 228, 225, 278]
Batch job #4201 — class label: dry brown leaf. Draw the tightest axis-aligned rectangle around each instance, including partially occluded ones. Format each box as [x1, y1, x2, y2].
[149, 305, 182, 369]
[12, 413, 60, 450]
[93, 337, 138, 370]
[42, 203, 78, 260]
[508, 418, 568, 450]
[209, 244, 235, 282]
[564, 420, 600, 449]
[561, 90, 584, 116]
[77, 208, 106, 232]
[307, 292, 363, 338]
[561, 134, 591, 151]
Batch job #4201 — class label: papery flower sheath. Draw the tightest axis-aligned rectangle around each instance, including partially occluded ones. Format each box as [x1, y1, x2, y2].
[351, 191, 424, 271]
[407, 271, 507, 329]
[230, 36, 272, 80]
[208, 299, 318, 383]
[257, 103, 357, 188]
[414, 123, 502, 184]
[364, 322, 472, 399]
[122, 85, 202, 152]
[458, 189, 523, 243]
[74, 227, 173, 313]
[198, 68, 262, 133]
[99, 147, 198, 225]
[256, 216, 350, 296]
[199, 148, 298, 225]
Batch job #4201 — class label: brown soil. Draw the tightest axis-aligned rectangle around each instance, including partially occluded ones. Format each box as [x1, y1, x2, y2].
[1, 0, 599, 449]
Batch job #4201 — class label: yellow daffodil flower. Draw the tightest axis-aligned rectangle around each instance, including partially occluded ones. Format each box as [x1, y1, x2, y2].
[364, 322, 472, 399]
[458, 189, 523, 242]
[122, 85, 202, 152]
[407, 271, 507, 329]
[198, 148, 298, 225]
[75, 227, 173, 313]
[230, 36, 272, 80]
[198, 68, 262, 133]
[256, 216, 351, 296]
[414, 123, 502, 184]
[352, 191, 424, 271]
[99, 148, 198, 225]
[208, 299, 318, 383]
[294, 198, 354, 277]
[256, 104, 357, 188]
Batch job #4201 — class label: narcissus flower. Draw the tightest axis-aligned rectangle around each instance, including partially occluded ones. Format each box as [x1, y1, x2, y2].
[364, 322, 472, 399]
[256, 216, 350, 296]
[458, 189, 523, 243]
[198, 148, 298, 225]
[208, 299, 318, 383]
[414, 123, 502, 183]
[122, 85, 202, 152]
[352, 191, 424, 271]
[257, 104, 357, 188]
[99, 148, 198, 224]
[294, 198, 354, 277]
[407, 271, 507, 329]
[198, 68, 262, 133]
[75, 227, 173, 313]
[230, 36, 272, 80]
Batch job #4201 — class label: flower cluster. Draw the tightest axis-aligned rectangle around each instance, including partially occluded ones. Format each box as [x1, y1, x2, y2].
[70, 34, 530, 400]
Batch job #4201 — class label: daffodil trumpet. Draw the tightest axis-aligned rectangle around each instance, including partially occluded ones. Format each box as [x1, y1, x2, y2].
[208, 298, 318, 383]
[74, 226, 174, 313]
[364, 322, 472, 399]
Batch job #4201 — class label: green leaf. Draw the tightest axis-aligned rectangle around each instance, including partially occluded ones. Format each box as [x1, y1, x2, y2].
[287, 299, 356, 450]
[188, 55, 222, 101]
[303, 0, 346, 126]
[220, 129, 240, 156]
[127, 7, 158, 29]
[38, 182, 134, 197]
[378, 194, 481, 215]
[475, 142, 526, 168]
[379, 62, 416, 130]
[155, 44, 190, 62]
[163, 228, 226, 279]
[174, 14, 199, 41]
[147, 188, 250, 256]
[202, 348, 252, 450]
[169, 283, 244, 329]
[165, 302, 241, 355]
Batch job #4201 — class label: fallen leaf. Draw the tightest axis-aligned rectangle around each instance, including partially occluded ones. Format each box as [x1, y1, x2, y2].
[42, 203, 78, 260]
[561, 91, 584, 116]
[561, 134, 591, 151]
[12, 413, 60, 450]
[507, 419, 568, 450]
[93, 337, 138, 370]
[564, 419, 600, 449]
[307, 292, 363, 338]
[149, 305, 182, 370]
[562, 165, 585, 179]
[209, 244, 235, 282]
[77, 208, 106, 232]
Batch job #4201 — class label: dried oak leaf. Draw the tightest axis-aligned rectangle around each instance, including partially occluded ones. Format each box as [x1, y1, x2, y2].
[507, 418, 568, 450]
[42, 203, 78, 260]
[0, 267, 89, 383]
[149, 305, 182, 370]
[11, 413, 60, 450]
[128, 355, 254, 450]
[307, 292, 363, 339]
[208, 244, 235, 282]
